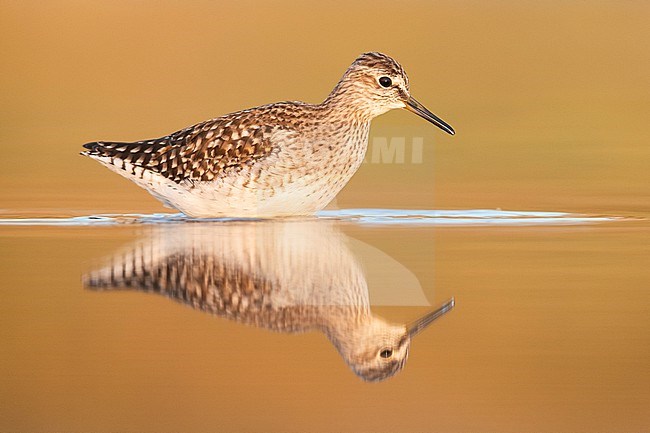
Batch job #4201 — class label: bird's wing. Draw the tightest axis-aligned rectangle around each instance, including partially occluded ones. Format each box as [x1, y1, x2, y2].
[82, 109, 276, 184]
[82, 227, 311, 332]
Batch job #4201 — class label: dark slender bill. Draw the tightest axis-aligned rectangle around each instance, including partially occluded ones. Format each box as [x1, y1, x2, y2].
[407, 298, 455, 338]
[405, 97, 455, 135]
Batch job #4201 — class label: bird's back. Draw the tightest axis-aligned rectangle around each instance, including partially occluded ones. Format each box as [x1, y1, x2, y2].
[81, 104, 292, 184]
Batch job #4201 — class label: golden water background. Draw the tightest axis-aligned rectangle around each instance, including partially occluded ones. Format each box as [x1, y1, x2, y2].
[1, 1, 648, 214]
[1, 1, 649, 432]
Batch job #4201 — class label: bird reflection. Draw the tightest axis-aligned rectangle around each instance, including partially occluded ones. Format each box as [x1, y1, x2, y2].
[84, 221, 453, 382]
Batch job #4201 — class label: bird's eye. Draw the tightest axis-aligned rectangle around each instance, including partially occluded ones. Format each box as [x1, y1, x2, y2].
[378, 76, 392, 88]
[379, 348, 393, 359]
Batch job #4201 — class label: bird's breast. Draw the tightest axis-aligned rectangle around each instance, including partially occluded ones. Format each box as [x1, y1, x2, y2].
[173, 121, 371, 217]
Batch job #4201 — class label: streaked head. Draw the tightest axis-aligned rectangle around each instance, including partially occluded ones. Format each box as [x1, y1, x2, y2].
[345, 319, 412, 382]
[327, 52, 454, 135]
[330, 298, 455, 382]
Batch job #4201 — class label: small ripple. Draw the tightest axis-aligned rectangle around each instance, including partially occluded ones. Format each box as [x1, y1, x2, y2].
[318, 209, 623, 225]
[0, 209, 625, 226]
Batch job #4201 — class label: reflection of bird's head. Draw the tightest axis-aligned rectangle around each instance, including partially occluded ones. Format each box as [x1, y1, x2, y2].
[334, 317, 411, 382]
[326, 299, 455, 382]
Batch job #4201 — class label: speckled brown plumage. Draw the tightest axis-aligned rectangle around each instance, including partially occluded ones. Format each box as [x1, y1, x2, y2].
[86, 249, 337, 333]
[82, 103, 306, 184]
[81, 52, 454, 217]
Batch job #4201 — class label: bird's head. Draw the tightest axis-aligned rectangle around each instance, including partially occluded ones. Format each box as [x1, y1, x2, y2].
[327, 52, 454, 135]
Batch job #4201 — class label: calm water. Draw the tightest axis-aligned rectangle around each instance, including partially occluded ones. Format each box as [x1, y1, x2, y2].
[2, 1, 649, 432]
[1, 211, 648, 432]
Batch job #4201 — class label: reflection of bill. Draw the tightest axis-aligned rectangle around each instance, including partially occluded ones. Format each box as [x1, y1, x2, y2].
[84, 221, 453, 382]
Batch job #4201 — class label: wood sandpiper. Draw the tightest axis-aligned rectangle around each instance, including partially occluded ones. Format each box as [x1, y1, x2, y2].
[82, 52, 455, 217]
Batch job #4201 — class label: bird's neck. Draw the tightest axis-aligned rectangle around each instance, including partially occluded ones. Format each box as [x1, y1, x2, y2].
[319, 307, 373, 345]
[320, 82, 377, 123]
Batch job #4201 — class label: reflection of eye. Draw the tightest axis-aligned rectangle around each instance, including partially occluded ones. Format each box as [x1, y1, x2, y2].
[378, 76, 392, 88]
[379, 348, 393, 359]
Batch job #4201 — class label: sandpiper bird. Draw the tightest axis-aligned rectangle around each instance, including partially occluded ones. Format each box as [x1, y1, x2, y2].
[84, 221, 455, 381]
[82, 52, 454, 218]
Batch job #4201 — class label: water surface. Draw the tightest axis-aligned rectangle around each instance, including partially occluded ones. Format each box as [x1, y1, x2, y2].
[1, 211, 648, 432]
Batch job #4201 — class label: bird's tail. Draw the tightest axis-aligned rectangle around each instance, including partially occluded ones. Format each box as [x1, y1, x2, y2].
[81, 140, 159, 168]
